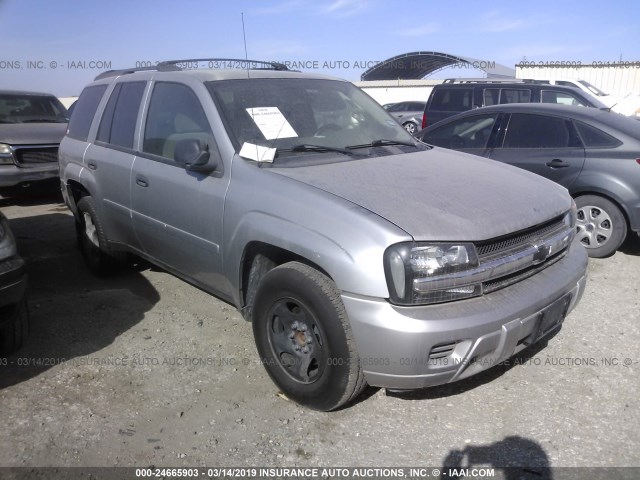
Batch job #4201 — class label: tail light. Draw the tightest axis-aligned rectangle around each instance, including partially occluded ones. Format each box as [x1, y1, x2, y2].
[636, 159, 640, 165]
[421, 113, 427, 129]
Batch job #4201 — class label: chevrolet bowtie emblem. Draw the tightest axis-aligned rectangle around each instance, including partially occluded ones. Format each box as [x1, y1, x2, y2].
[532, 243, 552, 265]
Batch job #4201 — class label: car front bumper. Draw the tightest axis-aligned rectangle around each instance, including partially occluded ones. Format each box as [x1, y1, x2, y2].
[342, 240, 588, 389]
[0, 164, 59, 188]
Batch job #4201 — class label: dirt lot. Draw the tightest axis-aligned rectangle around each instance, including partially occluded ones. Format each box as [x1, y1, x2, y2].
[1, 193, 639, 472]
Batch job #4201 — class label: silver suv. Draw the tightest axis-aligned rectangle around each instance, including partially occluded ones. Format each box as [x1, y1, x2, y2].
[58, 59, 588, 411]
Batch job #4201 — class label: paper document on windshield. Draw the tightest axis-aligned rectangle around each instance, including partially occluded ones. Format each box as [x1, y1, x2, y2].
[239, 142, 276, 163]
[246, 107, 298, 140]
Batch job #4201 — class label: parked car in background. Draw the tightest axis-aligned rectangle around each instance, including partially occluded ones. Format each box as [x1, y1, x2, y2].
[418, 103, 640, 257]
[383, 101, 426, 134]
[0, 90, 68, 195]
[540, 79, 640, 116]
[0, 211, 29, 354]
[421, 78, 608, 129]
[59, 59, 587, 410]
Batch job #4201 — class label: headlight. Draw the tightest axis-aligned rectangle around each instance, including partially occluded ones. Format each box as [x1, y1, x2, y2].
[384, 242, 481, 305]
[0, 143, 14, 165]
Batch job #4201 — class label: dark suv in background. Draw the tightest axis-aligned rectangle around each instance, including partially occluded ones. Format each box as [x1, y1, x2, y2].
[421, 78, 608, 129]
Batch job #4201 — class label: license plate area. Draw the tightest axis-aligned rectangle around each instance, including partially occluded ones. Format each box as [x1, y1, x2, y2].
[535, 293, 572, 341]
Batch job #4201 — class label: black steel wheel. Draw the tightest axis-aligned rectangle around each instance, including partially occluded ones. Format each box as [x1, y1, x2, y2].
[252, 262, 366, 411]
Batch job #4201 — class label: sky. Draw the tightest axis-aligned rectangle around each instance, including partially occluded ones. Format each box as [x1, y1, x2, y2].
[1, 0, 639, 97]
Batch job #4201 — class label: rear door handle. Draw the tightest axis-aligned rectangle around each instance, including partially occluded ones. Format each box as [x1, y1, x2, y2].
[135, 175, 149, 188]
[546, 159, 571, 168]
[87, 161, 97, 170]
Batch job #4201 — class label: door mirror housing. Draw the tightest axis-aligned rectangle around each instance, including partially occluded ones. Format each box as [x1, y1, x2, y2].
[174, 138, 218, 173]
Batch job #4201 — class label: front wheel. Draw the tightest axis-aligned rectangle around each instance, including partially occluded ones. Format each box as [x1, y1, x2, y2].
[574, 195, 627, 258]
[252, 262, 366, 411]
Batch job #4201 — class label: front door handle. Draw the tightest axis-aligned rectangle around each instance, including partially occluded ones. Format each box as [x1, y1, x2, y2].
[135, 176, 149, 188]
[546, 159, 571, 168]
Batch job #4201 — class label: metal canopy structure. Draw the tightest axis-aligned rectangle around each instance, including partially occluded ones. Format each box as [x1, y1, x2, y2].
[360, 51, 515, 81]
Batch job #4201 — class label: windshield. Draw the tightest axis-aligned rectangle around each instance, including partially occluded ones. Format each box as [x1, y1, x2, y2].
[206, 78, 415, 162]
[577, 80, 608, 97]
[0, 93, 69, 124]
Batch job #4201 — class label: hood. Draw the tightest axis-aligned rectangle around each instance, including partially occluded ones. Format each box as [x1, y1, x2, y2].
[270, 148, 571, 241]
[0, 123, 67, 145]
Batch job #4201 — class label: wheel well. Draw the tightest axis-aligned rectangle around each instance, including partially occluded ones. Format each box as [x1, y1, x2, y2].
[65, 180, 91, 214]
[572, 191, 631, 229]
[239, 242, 332, 320]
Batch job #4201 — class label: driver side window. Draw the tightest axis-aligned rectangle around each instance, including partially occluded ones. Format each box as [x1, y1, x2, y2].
[143, 82, 212, 161]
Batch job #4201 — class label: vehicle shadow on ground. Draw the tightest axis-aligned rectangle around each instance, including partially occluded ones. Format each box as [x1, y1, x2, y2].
[0, 212, 160, 389]
[383, 331, 556, 402]
[0, 182, 62, 207]
[441, 436, 552, 479]
[619, 233, 640, 256]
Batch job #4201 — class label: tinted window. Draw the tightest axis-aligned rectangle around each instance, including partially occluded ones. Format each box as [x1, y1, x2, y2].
[97, 82, 145, 148]
[67, 85, 107, 141]
[143, 82, 211, 161]
[575, 121, 621, 147]
[423, 113, 498, 149]
[500, 89, 531, 104]
[503, 114, 575, 148]
[483, 89, 500, 106]
[541, 90, 586, 107]
[429, 88, 472, 112]
[386, 103, 407, 112]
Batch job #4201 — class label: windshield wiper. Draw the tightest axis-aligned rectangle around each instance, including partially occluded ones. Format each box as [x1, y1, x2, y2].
[347, 139, 418, 149]
[282, 144, 367, 156]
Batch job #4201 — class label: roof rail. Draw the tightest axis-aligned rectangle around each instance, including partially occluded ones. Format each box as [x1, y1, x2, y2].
[94, 58, 289, 80]
[442, 77, 551, 84]
[94, 64, 180, 80]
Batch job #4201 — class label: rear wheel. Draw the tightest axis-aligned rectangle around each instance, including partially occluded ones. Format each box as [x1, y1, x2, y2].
[76, 196, 126, 275]
[252, 262, 366, 411]
[575, 195, 627, 258]
[403, 121, 418, 135]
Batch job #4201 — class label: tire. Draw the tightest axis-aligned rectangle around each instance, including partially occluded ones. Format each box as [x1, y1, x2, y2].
[76, 196, 126, 275]
[575, 195, 627, 258]
[403, 121, 417, 135]
[0, 298, 29, 355]
[252, 262, 366, 411]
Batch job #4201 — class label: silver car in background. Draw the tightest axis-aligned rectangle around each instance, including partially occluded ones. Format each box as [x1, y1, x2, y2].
[0, 90, 68, 195]
[58, 60, 587, 410]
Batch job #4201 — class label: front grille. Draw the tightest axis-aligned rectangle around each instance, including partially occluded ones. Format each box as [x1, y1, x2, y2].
[476, 216, 565, 259]
[482, 251, 566, 294]
[15, 147, 58, 165]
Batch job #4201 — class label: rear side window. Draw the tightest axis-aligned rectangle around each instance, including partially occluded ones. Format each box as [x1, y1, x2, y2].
[429, 88, 472, 112]
[483, 89, 500, 106]
[97, 82, 146, 149]
[541, 90, 586, 107]
[423, 113, 498, 149]
[67, 85, 107, 141]
[503, 113, 577, 148]
[574, 121, 621, 147]
[143, 82, 211, 161]
[500, 89, 531, 104]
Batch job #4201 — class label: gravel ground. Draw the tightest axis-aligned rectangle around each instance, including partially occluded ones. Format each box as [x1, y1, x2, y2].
[0, 194, 638, 473]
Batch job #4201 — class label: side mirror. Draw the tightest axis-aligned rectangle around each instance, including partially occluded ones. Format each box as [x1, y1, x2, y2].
[174, 138, 218, 173]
